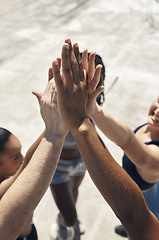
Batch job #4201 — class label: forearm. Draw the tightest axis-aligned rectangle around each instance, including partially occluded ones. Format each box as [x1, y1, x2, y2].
[22, 130, 46, 169]
[0, 131, 46, 200]
[0, 131, 65, 240]
[90, 105, 133, 148]
[70, 119, 151, 234]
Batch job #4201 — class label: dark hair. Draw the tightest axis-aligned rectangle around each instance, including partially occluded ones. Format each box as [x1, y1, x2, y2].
[80, 52, 105, 106]
[0, 128, 12, 153]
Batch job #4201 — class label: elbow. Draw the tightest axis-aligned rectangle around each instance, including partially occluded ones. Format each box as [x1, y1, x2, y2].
[115, 192, 148, 234]
[115, 202, 134, 227]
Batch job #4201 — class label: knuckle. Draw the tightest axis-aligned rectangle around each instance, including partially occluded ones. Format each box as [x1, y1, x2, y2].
[64, 65, 71, 74]
[71, 62, 78, 69]
[79, 62, 83, 69]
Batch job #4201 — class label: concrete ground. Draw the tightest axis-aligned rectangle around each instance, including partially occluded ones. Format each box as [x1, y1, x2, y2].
[0, 0, 159, 239]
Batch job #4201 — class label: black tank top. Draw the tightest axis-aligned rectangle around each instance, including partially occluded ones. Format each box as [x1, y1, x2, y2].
[122, 123, 159, 191]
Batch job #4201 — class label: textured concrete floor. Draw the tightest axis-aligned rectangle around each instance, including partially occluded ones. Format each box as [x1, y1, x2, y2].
[0, 0, 159, 239]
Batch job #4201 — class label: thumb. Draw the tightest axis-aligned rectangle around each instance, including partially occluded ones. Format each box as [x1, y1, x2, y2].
[32, 90, 42, 103]
[90, 86, 104, 99]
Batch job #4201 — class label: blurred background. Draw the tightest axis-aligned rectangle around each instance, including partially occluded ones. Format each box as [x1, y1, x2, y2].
[0, 0, 159, 239]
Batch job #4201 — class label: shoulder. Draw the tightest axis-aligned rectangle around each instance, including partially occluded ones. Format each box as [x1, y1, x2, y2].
[134, 123, 147, 133]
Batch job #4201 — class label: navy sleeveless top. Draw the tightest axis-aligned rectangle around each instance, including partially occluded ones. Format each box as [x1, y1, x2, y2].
[122, 123, 159, 191]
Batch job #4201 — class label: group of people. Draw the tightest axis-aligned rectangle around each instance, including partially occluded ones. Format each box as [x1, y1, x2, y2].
[0, 38, 159, 240]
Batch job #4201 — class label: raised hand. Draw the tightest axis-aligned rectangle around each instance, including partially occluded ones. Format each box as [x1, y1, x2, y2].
[81, 50, 104, 116]
[32, 71, 68, 137]
[52, 39, 88, 130]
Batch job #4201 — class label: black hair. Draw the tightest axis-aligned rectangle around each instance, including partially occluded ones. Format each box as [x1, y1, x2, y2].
[0, 128, 12, 153]
[80, 52, 105, 106]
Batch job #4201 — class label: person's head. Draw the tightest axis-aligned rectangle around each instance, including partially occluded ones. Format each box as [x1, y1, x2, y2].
[80, 52, 106, 106]
[148, 97, 159, 129]
[0, 128, 23, 182]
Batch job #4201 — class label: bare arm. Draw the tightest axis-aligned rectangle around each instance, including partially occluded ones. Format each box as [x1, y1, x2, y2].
[0, 131, 45, 199]
[0, 78, 67, 240]
[0, 132, 65, 240]
[53, 39, 159, 240]
[81, 50, 159, 173]
[90, 104, 159, 175]
[21, 67, 56, 170]
[0, 69, 53, 198]
[71, 118, 159, 240]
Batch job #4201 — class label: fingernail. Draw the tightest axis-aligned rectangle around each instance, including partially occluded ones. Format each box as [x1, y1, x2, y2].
[74, 43, 78, 48]
[66, 38, 71, 43]
[54, 60, 58, 65]
[65, 44, 69, 50]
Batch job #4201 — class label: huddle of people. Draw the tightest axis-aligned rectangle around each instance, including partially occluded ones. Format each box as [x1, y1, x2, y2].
[0, 38, 159, 240]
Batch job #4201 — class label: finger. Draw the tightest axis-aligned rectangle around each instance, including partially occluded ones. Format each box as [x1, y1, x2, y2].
[65, 39, 79, 84]
[32, 90, 42, 104]
[65, 38, 73, 64]
[52, 59, 64, 90]
[87, 52, 96, 81]
[65, 38, 73, 52]
[73, 43, 80, 62]
[44, 80, 56, 102]
[82, 49, 88, 71]
[73, 43, 84, 82]
[65, 39, 73, 70]
[68, 42, 79, 85]
[90, 85, 104, 99]
[88, 65, 102, 91]
[48, 67, 53, 82]
[61, 43, 73, 86]
[57, 57, 61, 70]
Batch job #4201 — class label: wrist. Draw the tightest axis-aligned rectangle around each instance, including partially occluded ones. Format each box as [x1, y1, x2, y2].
[44, 129, 66, 143]
[71, 117, 92, 136]
[66, 114, 89, 131]
[90, 105, 102, 120]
